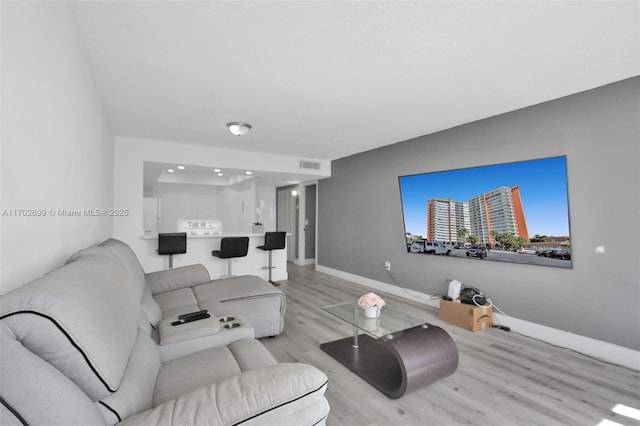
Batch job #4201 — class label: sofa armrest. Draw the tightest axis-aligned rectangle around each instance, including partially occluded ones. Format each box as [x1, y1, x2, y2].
[145, 264, 211, 295]
[117, 363, 329, 426]
[158, 314, 220, 346]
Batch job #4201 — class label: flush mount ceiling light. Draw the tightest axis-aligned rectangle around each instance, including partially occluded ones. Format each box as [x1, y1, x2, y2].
[226, 122, 252, 136]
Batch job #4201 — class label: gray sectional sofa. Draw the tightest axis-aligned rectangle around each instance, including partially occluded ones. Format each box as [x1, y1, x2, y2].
[0, 238, 329, 425]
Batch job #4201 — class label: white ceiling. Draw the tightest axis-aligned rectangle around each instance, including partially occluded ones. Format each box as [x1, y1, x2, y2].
[72, 1, 639, 162]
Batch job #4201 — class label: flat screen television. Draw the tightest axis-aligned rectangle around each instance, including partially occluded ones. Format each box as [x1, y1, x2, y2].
[398, 156, 571, 268]
[158, 232, 187, 255]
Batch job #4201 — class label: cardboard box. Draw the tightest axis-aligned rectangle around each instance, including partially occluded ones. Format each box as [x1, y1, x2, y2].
[439, 299, 493, 331]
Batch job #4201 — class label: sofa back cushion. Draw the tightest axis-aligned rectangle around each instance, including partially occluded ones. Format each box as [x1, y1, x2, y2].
[98, 239, 147, 291]
[96, 326, 160, 425]
[0, 254, 142, 401]
[141, 284, 163, 327]
[66, 239, 163, 328]
[0, 323, 105, 426]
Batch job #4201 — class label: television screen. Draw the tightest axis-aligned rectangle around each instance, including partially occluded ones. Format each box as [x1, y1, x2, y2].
[398, 156, 571, 268]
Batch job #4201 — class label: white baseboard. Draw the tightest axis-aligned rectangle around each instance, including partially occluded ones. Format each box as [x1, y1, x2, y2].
[316, 264, 640, 371]
[293, 257, 316, 266]
[316, 264, 440, 308]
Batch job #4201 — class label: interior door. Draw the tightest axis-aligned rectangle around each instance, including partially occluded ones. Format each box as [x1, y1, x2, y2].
[276, 186, 298, 262]
[304, 185, 316, 261]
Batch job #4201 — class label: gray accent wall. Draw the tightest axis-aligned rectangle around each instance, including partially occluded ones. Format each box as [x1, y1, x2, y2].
[318, 77, 639, 350]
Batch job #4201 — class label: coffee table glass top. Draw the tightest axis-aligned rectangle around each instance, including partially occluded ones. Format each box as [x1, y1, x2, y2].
[322, 302, 427, 339]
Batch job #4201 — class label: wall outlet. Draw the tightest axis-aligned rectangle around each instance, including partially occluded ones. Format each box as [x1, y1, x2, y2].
[384, 261, 391, 271]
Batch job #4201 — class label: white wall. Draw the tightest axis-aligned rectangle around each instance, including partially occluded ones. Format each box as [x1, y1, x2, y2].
[113, 136, 330, 273]
[149, 178, 277, 235]
[155, 183, 220, 232]
[0, 2, 114, 294]
[255, 185, 276, 231]
[216, 181, 254, 234]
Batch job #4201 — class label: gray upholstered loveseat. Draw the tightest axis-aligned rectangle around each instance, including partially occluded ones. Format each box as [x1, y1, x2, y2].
[0, 239, 329, 425]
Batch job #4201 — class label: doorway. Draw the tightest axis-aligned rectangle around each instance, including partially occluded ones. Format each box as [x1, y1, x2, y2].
[276, 183, 317, 265]
[304, 184, 316, 263]
[276, 185, 298, 262]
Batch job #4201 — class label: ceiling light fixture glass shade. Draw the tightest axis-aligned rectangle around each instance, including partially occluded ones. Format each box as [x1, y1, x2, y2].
[226, 122, 252, 136]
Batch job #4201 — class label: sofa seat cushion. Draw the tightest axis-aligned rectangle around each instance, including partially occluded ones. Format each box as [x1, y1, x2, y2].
[153, 288, 199, 318]
[153, 275, 285, 338]
[193, 276, 284, 305]
[192, 275, 286, 338]
[153, 338, 277, 406]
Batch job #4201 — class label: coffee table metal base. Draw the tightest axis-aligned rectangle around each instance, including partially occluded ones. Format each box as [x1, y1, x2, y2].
[320, 324, 458, 399]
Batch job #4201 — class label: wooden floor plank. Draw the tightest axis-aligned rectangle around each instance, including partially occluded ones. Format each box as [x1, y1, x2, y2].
[259, 264, 640, 426]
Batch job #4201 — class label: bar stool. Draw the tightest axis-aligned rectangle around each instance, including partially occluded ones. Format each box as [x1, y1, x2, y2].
[257, 232, 287, 286]
[158, 232, 187, 268]
[212, 237, 249, 278]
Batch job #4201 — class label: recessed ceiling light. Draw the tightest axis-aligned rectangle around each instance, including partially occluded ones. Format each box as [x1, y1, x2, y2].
[177, 165, 185, 170]
[246, 171, 252, 175]
[214, 168, 221, 173]
[217, 173, 224, 177]
[168, 169, 174, 173]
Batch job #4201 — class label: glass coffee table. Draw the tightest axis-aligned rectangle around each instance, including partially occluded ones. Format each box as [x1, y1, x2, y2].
[320, 302, 458, 399]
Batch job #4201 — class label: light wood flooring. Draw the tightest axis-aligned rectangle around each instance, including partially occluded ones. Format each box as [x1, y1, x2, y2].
[260, 263, 640, 426]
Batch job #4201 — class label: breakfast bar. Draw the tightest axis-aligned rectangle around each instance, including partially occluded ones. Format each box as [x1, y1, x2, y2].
[140, 233, 289, 282]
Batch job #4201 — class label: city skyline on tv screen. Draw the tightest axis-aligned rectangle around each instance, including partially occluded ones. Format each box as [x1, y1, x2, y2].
[399, 156, 570, 240]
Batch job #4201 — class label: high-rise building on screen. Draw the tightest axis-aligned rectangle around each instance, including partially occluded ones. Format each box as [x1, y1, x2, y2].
[427, 186, 529, 245]
[427, 198, 470, 243]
